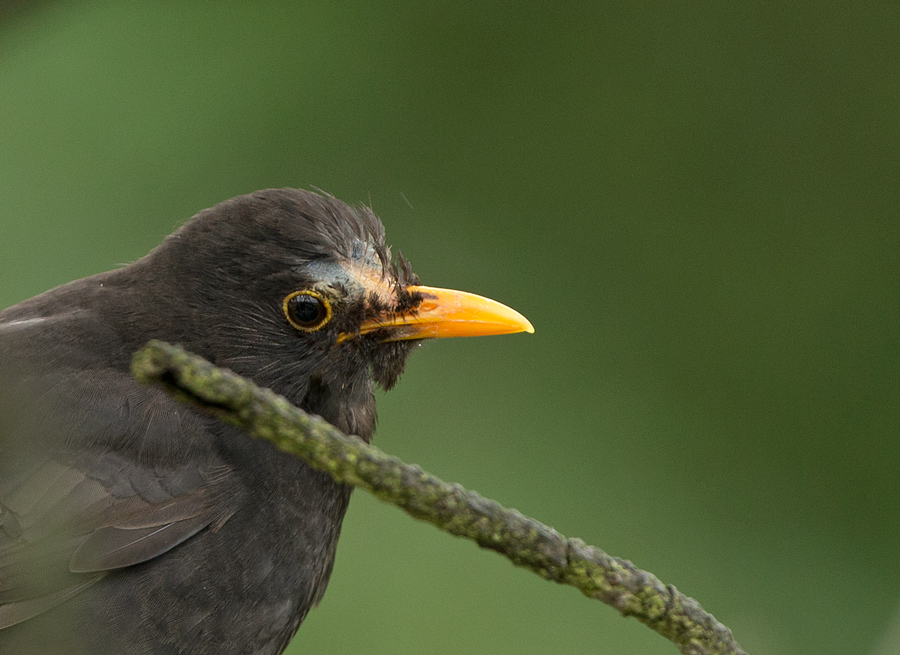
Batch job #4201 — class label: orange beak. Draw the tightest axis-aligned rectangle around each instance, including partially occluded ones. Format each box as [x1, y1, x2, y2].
[347, 285, 534, 343]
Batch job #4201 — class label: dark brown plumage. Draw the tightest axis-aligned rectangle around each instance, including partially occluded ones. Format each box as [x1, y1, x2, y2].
[0, 189, 532, 654]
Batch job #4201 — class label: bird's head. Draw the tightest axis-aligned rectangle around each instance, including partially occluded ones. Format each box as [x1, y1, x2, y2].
[149, 189, 532, 439]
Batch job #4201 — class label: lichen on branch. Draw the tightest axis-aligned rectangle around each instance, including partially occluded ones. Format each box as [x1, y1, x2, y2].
[131, 340, 747, 655]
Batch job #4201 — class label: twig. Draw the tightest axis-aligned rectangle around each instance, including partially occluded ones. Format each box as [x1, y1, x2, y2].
[131, 340, 747, 655]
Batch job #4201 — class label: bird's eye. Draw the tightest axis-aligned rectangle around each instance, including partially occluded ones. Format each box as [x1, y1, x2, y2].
[283, 291, 332, 332]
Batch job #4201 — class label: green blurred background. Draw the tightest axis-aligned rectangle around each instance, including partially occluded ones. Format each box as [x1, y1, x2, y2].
[1, 3, 898, 654]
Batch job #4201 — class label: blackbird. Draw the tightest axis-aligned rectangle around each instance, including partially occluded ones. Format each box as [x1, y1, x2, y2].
[0, 189, 532, 654]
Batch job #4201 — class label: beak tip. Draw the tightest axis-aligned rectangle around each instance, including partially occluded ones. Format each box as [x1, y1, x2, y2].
[510, 309, 534, 335]
[514, 315, 535, 335]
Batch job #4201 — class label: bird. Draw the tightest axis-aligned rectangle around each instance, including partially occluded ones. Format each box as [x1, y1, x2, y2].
[0, 188, 533, 654]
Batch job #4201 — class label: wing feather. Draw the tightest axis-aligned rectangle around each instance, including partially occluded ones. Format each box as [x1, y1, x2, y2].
[0, 309, 239, 632]
[70, 499, 212, 573]
[0, 576, 103, 629]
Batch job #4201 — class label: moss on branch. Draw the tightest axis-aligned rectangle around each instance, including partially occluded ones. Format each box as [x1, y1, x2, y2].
[132, 340, 747, 655]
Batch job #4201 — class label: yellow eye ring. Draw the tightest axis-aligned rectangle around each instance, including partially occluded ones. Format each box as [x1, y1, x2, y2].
[283, 290, 332, 332]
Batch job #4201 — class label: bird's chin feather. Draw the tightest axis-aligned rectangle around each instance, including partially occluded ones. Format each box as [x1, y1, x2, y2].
[366, 340, 418, 391]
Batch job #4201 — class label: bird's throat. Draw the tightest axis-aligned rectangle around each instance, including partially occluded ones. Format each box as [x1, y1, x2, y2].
[301, 374, 377, 442]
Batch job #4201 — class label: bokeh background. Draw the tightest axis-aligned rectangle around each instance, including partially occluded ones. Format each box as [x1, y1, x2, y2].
[1, 3, 898, 654]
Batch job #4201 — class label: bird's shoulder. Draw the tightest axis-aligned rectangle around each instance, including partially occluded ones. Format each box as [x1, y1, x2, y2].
[0, 280, 245, 631]
[0, 271, 138, 370]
